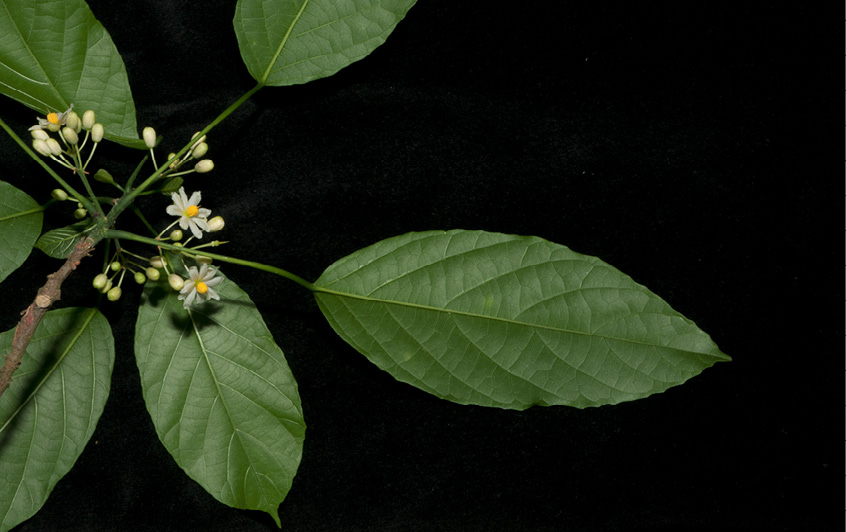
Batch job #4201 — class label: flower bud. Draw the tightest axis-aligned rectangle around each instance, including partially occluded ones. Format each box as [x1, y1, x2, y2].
[62, 126, 78, 145]
[45, 138, 62, 156]
[191, 142, 208, 159]
[32, 139, 52, 157]
[194, 159, 214, 173]
[66, 111, 81, 132]
[170, 229, 183, 241]
[195, 255, 213, 265]
[107, 286, 122, 301]
[207, 216, 225, 232]
[51, 189, 69, 201]
[99, 279, 113, 294]
[134, 271, 147, 284]
[93, 169, 115, 185]
[149, 255, 168, 269]
[73, 208, 87, 220]
[143, 126, 157, 149]
[31, 128, 49, 141]
[110, 261, 121, 272]
[168, 273, 184, 291]
[91, 123, 104, 143]
[82, 110, 96, 130]
[145, 267, 160, 281]
[92, 273, 109, 290]
[191, 131, 206, 148]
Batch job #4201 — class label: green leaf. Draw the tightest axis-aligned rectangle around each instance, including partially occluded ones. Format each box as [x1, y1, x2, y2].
[157, 176, 183, 194]
[315, 230, 730, 410]
[135, 271, 305, 526]
[234, 0, 417, 86]
[0, 308, 114, 532]
[0, 0, 139, 146]
[0, 180, 43, 283]
[35, 221, 94, 259]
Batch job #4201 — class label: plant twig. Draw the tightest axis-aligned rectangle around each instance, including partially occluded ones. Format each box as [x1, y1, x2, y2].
[0, 237, 94, 399]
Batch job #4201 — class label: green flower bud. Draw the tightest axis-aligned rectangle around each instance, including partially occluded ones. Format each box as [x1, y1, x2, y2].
[149, 255, 168, 269]
[31, 128, 49, 141]
[191, 142, 208, 159]
[45, 138, 62, 156]
[62, 126, 78, 145]
[92, 273, 109, 290]
[110, 261, 121, 272]
[191, 131, 206, 148]
[91, 123, 104, 143]
[195, 255, 213, 265]
[107, 286, 122, 301]
[99, 279, 113, 294]
[170, 229, 183, 241]
[93, 169, 116, 185]
[143, 127, 157, 149]
[168, 273, 184, 291]
[66, 111, 81, 133]
[73, 208, 87, 220]
[51, 189, 69, 201]
[134, 271, 147, 284]
[82, 110, 96, 130]
[32, 139, 52, 157]
[194, 159, 214, 173]
[145, 267, 160, 281]
[207, 216, 225, 232]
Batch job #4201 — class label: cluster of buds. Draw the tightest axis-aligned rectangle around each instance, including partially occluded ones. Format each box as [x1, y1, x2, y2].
[92, 253, 161, 302]
[158, 130, 214, 176]
[30, 106, 104, 161]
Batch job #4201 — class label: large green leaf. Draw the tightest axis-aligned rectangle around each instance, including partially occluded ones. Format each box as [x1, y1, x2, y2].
[35, 221, 95, 259]
[0, 308, 114, 532]
[234, 0, 416, 86]
[135, 271, 305, 526]
[0, 0, 140, 146]
[315, 230, 730, 410]
[0, 180, 43, 284]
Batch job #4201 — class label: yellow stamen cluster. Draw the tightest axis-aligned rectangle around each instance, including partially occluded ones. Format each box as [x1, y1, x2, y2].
[196, 281, 209, 294]
[185, 205, 199, 217]
[47, 112, 60, 125]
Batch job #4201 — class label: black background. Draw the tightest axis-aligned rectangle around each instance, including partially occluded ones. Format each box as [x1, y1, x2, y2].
[0, 1, 838, 531]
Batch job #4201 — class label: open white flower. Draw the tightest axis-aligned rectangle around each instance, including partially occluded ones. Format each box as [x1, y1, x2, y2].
[29, 104, 74, 132]
[166, 186, 211, 239]
[178, 264, 223, 309]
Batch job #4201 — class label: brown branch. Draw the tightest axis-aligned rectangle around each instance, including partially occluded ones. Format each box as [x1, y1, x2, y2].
[0, 237, 95, 399]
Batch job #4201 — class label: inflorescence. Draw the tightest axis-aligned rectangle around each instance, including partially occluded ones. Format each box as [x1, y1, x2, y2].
[29, 105, 226, 310]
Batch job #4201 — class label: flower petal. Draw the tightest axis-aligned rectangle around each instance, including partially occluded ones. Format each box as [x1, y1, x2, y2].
[187, 220, 204, 239]
[182, 289, 197, 308]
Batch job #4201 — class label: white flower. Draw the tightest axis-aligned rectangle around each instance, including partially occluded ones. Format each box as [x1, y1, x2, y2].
[178, 264, 223, 309]
[29, 104, 74, 132]
[166, 186, 211, 239]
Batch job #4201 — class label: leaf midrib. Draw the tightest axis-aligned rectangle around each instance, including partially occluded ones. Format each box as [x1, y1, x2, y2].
[186, 308, 279, 510]
[260, 0, 311, 85]
[0, 309, 98, 434]
[0, 1, 68, 110]
[313, 285, 726, 359]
